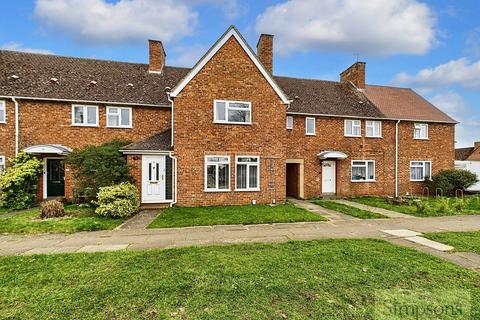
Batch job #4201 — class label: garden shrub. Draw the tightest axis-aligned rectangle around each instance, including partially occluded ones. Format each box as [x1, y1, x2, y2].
[40, 200, 65, 219]
[452, 199, 465, 212]
[0, 152, 43, 210]
[427, 169, 478, 196]
[437, 198, 451, 214]
[414, 200, 429, 214]
[94, 182, 140, 218]
[65, 140, 132, 201]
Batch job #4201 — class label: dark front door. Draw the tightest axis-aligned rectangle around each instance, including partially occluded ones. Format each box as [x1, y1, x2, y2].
[286, 163, 300, 198]
[46, 159, 65, 197]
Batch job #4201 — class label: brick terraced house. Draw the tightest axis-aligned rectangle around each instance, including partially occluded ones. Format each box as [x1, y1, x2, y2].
[0, 26, 456, 207]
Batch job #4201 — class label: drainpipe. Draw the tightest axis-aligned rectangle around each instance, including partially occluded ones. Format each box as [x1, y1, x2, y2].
[12, 97, 19, 155]
[395, 120, 401, 197]
[169, 151, 178, 207]
[166, 90, 174, 147]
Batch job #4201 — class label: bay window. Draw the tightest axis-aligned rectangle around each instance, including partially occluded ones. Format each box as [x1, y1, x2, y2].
[410, 161, 431, 181]
[214, 100, 251, 124]
[351, 160, 375, 182]
[205, 156, 230, 191]
[236, 156, 260, 191]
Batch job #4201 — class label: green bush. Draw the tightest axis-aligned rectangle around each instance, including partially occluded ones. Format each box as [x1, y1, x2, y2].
[0, 153, 43, 210]
[94, 182, 140, 218]
[40, 200, 65, 219]
[65, 140, 132, 200]
[427, 169, 478, 196]
[436, 198, 451, 214]
[414, 200, 429, 214]
[452, 199, 465, 212]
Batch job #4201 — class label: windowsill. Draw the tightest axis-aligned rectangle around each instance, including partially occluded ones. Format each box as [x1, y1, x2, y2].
[235, 188, 260, 192]
[213, 121, 252, 126]
[351, 180, 376, 183]
[204, 189, 231, 193]
[413, 138, 429, 140]
[344, 135, 361, 138]
[106, 125, 133, 129]
[410, 179, 430, 182]
[366, 136, 382, 139]
[306, 133, 316, 136]
[287, 128, 293, 130]
[71, 124, 100, 127]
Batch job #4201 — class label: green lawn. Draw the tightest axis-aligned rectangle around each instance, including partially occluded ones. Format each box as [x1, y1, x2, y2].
[0, 239, 478, 319]
[350, 196, 480, 217]
[0, 205, 125, 234]
[148, 203, 326, 228]
[312, 200, 387, 219]
[425, 231, 480, 255]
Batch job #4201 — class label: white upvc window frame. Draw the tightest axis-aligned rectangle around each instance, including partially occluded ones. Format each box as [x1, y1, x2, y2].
[351, 160, 376, 182]
[305, 117, 316, 136]
[414, 123, 428, 140]
[204, 155, 230, 192]
[286, 116, 293, 130]
[0, 100, 5, 124]
[365, 120, 382, 138]
[344, 119, 361, 137]
[0, 155, 5, 173]
[106, 106, 133, 128]
[235, 156, 260, 192]
[71, 104, 99, 127]
[410, 161, 432, 181]
[213, 100, 252, 125]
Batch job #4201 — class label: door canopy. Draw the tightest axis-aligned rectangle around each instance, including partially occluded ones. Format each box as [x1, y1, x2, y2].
[317, 151, 348, 160]
[24, 144, 72, 155]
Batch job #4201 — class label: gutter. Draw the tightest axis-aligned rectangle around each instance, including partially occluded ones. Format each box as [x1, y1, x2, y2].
[169, 151, 178, 207]
[11, 97, 19, 155]
[395, 120, 400, 197]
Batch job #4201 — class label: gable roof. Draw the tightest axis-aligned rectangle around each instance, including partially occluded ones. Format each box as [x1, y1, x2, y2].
[170, 26, 290, 104]
[122, 129, 172, 152]
[455, 147, 475, 161]
[276, 76, 385, 118]
[0, 50, 189, 106]
[364, 85, 456, 123]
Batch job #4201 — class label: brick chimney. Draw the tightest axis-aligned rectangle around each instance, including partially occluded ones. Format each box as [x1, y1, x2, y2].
[256, 34, 273, 74]
[149, 40, 165, 73]
[340, 62, 366, 90]
[475, 141, 480, 149]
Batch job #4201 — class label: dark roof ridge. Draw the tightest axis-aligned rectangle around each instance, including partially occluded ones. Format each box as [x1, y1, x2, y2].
[274, 75, 340, 84]
[366, 83, 412, 90]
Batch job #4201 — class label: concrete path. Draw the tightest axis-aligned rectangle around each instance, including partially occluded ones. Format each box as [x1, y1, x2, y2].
[332, 199, 412, 218]
[2, 213, 480, 257]
[288, 198, 357, 221]
[116, 210, 159, 230]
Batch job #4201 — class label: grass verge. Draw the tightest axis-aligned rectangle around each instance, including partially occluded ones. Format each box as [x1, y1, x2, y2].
[148, 203, 326, 228]
[0, 239, 478, 319]
[0, 205, 125, 234]
[312, 200, 386, 219]
[424, 231, 480, 254]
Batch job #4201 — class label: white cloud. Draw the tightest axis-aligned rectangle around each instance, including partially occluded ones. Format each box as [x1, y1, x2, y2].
[393, 58, 480, 91]
[1, 42, 53, 54]
[188, 0, 246, 19]
[429, 91, 467, 120]
[255, 0, 436, 56]
[34, 0, 198, 44]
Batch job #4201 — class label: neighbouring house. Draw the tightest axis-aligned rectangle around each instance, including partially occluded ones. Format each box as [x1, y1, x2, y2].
[0, 26, 456, 207]
[455, 142, 480, 192]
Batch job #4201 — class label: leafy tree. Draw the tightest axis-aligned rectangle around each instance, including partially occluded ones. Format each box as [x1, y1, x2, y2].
[65, 140, 132, 199]
[427, 169, 478, 196]
[0, 152, 44, 210]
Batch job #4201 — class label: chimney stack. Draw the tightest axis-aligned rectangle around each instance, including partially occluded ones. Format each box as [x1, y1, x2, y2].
[149, 40, 165, 73]
[475, 141, 480, 149]
[340, 62, 366, 90]
[257, 34, 273, 74]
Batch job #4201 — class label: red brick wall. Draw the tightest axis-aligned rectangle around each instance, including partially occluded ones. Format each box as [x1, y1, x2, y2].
[173, 36, 287, 207]
[285, 115, 454, 198]
[0, 100, 17, 161]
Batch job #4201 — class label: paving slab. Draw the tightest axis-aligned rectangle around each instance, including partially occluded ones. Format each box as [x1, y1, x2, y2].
[332, 199, 412, 218]
[288, 198, 356, 221]
[117, 210, 160, 230]
[77, 244, 129, 253]
[404, 236, 454, 251]
[382, 229, 422, 237]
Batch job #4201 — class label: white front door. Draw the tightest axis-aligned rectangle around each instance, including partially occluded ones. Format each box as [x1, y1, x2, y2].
[142, 155, 166, 203]
[322, 160, 336, 194]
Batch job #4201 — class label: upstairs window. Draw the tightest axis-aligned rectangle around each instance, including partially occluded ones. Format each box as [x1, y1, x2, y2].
[345, 119, 361, 137]
[365, 121, 381, 137]
[410, 161, 431, 181]
[236, 156, 260, 191]
[214, 100, 251, 124]
[205, 156, 230, 191]
[0, 156, 5, 173]
[0, 100, 5, 123]
[286, 116, 293, 129]
[306, 117, 316, 135]
[414, 123, 428, 139]
[351, 160, 375, 182]
[72, 105, 98, 126]
[107, 107, 132, 128]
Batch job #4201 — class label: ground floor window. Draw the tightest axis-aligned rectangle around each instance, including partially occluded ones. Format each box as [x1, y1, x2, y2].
[0, 156, 5, 172]
[410, 161, 431, 181]
[236, 156, 260, 191]
[351, 160, 375, 182]
[205, 156, 230, 191]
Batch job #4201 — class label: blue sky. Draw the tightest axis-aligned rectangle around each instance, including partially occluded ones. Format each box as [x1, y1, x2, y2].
[1, 0, 479, 147]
